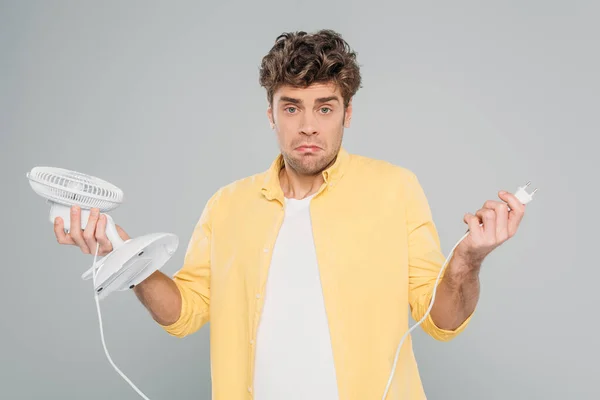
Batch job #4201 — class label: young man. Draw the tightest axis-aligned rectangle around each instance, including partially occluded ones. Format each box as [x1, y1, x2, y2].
[55, 30, 527, 399]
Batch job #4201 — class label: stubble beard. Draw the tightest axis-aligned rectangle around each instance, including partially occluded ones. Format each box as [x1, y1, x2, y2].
[282, 150, 337, 176]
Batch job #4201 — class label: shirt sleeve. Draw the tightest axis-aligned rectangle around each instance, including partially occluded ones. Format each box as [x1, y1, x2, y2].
[405, 172, 474, 341]
[159, 191, 219, 338]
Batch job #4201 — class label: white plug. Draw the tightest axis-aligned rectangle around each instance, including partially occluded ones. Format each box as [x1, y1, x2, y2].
[514, 181, 538, 206]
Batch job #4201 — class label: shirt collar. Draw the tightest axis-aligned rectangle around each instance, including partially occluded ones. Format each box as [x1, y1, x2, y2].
[261, 146, 351, 202]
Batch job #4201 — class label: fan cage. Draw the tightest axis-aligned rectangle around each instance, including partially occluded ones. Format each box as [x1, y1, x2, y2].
[27, 167, 123, 212]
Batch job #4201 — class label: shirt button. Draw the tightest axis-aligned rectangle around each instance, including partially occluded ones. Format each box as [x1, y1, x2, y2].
[250, 339, 254, 345]
[248, 386, 252, 393]
[263, 248, 268, 253]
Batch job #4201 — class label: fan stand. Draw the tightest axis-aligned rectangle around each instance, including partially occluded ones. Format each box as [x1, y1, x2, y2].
[83, 232, 178, 300]
[49, 202, 178, 300]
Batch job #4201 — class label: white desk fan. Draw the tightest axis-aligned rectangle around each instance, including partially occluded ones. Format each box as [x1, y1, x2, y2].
[26, 166, 179, 300]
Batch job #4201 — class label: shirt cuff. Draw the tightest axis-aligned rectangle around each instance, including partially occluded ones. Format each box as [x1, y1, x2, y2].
[158, 280, 194, 338]
[424, 309, 475, 342]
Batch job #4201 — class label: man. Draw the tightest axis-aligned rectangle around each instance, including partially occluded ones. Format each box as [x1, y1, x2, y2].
[55, 29, 527, 399]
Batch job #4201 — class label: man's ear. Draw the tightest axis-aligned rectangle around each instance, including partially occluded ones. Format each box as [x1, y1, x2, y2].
[267, 105, 274, 129]
[344, 98, 353, 128]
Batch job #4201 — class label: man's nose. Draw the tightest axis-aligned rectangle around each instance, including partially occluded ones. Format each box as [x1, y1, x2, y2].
[299, 112, 319, 135]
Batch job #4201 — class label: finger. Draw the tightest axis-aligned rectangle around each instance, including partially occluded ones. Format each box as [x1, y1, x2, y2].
[483, 200, 506, 210]
[54, 217, 75, 245]
[83, 208, 100, 253]
[483, 200, 509, 242]
[95, 214, 113, 255]
[116, 224, 130, 242]
[69, 206, 90, 254]
[464, 213, 482, 234]
[476, 209, 496, 243]
[498, 191, 526, 237]
[498, 190, 525, 213]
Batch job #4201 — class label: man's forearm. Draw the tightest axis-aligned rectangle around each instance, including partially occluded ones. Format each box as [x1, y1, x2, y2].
[429, 254, 481, 331]
[133, 270, 182, 326]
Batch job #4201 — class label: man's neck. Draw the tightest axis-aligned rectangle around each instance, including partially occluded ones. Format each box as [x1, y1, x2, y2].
[279, 166, 324, 200]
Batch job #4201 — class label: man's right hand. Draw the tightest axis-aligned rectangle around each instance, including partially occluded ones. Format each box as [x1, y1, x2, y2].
[54, 205, 130, 257]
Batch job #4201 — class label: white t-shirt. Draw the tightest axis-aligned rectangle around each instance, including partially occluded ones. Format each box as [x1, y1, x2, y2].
[253, 194, 339, 400]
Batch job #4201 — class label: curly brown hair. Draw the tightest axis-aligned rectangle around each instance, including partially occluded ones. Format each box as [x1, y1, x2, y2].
[259, 29, 362, 108]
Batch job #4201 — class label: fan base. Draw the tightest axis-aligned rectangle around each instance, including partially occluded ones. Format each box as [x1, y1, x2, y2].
[82, 232, 179, 300]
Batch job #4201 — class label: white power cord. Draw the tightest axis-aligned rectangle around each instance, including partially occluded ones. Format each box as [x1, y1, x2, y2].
[381, 182, 537, 399]
[92, 242, 152, 400]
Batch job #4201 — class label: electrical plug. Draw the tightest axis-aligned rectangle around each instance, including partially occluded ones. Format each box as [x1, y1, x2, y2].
[513, 181, 538, 206]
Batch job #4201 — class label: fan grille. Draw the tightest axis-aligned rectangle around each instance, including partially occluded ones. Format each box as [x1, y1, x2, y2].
[27, 167, 123, 212]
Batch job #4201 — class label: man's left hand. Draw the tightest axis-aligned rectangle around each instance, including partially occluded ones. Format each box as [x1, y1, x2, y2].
[454, 190, 526, 269]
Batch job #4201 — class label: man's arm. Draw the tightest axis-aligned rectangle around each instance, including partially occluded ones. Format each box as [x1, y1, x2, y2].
[137, 189, 222, 338]
[404, 170, 527, 341]
[427, 190, 526, 331]
[151, 191, 218, 338]
[429, 255, 481, 331]
[133, 270, 182, 326]
[405, 172, 473, 342]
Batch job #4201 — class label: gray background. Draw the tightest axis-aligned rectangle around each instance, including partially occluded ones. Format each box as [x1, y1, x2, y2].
[1, 1, 596, 399]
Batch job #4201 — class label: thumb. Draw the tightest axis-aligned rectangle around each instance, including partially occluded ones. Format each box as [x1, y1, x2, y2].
[116, 224, 130, 241]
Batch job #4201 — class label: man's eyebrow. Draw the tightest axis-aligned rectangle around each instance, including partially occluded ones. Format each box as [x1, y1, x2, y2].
[315, 96, 340, 104]
[278, 96, 340, 105]
[279, 96, 302, 104]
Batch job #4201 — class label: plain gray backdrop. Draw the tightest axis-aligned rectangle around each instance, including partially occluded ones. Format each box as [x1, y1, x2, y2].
[1, 1, 597, 399]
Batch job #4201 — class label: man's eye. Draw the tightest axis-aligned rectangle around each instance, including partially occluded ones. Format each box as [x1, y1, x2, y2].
[320, 107, 332, 114]
[285, 107, 297, 113]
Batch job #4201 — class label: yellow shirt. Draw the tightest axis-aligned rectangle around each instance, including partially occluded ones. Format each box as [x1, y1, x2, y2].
[160, 147, 472, 399]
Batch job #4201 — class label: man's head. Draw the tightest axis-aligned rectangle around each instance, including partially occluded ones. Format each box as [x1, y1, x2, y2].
[259, 30, 362, 176]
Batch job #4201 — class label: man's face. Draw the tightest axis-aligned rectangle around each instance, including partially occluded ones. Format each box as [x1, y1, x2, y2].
[267, 82, 352, 176]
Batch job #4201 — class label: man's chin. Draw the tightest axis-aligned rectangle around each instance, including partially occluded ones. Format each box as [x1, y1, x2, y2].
[296, 159, 333, 176]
